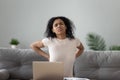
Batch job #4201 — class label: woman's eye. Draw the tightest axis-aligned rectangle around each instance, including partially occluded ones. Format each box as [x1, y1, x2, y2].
[54, 22, 64, 27]
[54, 24, 58, 27]
[60, 23, 63, 25]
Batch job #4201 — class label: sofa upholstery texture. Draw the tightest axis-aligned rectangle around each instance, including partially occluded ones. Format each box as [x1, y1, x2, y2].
[74, 50, 120, 80]
[0, 48, 120, 80]
[0, 48, 47, 80]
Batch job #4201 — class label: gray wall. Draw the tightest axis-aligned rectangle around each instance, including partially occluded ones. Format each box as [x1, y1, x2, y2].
[0, 0, 120, 50]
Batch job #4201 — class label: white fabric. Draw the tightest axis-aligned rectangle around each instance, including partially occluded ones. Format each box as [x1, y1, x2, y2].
[42, 38, 81, 77]
[64, 77, 90, 80]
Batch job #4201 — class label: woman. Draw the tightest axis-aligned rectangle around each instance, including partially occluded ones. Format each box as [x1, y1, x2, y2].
[30, 16, 84, 77]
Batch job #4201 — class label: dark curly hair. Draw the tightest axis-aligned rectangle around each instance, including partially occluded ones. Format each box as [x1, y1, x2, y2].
[44, 16, 75, 39]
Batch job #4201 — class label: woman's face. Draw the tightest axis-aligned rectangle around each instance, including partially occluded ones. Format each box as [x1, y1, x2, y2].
[52, 19, 67, 35]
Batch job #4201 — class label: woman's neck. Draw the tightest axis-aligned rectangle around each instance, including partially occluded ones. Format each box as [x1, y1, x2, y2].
[56, 34, 66, 39]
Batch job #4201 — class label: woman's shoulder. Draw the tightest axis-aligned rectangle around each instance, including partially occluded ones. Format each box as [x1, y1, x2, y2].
[42, 37, 51, 40]
[42, 37, 53, 42]
[73, 37, 81, 43]
[70, 37, 80, 41]
[41, 37, 53, 46]
[75, 37, 80, 41]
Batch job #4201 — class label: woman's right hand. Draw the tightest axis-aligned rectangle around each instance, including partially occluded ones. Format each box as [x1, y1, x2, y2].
[30, 40, 49, 60]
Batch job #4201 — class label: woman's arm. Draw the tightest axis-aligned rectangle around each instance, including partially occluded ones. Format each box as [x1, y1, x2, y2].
[30, 41, 49, 60]
[75, 43, 84, 58]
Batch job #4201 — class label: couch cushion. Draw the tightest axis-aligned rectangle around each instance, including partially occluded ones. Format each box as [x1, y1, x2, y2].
[0, 48, 48, 79]
[0, 69, 9, 80]
[74, 51, 120, 80]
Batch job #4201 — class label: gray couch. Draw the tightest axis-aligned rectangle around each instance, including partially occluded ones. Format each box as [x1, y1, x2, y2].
[74, 50, 120, 80]
[0, 48, 120, 80]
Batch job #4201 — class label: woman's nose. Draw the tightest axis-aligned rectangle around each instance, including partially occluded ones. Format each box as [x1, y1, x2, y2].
[57, 24, 61, 28]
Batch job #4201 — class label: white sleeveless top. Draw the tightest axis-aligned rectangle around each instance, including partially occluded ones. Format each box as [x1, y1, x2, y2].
[42, 38, 81, 77]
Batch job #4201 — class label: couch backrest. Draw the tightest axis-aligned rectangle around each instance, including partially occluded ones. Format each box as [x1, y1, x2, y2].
[0, 48, 47, 79]
[74, 51, 120, 80]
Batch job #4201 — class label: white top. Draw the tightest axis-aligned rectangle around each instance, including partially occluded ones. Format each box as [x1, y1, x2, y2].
[64, 77, 90, 80]
[42, 38, 81, 77]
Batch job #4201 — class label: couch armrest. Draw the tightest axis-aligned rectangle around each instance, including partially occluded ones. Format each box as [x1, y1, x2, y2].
[0, 69, 9, 80]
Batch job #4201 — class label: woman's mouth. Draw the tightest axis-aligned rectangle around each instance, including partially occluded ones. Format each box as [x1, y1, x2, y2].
[57, 29, 63, 32]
